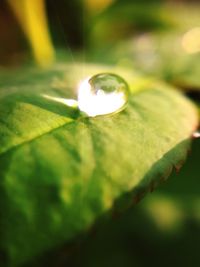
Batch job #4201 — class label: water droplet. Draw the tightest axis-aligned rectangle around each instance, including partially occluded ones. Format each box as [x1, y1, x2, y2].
[78, 73, 130, 117]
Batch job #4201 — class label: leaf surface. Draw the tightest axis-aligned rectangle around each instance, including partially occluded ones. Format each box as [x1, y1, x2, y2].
[0, 63, 198, 266]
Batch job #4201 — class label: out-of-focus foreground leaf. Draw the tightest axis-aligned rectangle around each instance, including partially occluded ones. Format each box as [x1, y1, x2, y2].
[0, 63, 198, 266]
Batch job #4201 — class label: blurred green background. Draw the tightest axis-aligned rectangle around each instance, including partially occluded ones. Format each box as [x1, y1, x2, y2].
[0, 0, 200, 266]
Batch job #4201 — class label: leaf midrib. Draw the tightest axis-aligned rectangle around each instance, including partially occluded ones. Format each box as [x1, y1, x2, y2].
[0, 119, 76, 158]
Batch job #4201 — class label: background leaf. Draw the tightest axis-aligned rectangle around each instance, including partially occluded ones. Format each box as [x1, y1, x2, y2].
[87, 3, 200, 91]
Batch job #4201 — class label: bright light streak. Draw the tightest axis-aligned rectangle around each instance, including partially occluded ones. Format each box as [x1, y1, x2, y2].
[42, 94, 78, 108]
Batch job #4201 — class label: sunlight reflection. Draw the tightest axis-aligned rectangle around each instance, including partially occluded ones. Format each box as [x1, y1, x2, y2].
[192, 131, 200, 138]
[182, 27, 200, 54]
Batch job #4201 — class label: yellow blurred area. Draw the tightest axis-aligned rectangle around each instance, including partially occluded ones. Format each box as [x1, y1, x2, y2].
[84, 0, 115, 13]
[7, 0, 54, 67]
[144, 195, 184, 232]
[182, 27, 200, 54]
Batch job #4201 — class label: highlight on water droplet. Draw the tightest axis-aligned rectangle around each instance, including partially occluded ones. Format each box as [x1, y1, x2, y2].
[77, 73, 130, 117]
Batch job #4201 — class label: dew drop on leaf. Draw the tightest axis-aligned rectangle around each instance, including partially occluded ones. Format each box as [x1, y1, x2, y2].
[78, 73, 130, 117]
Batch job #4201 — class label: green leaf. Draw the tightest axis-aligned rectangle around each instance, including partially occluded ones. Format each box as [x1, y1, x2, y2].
[0, 63, 198, 267]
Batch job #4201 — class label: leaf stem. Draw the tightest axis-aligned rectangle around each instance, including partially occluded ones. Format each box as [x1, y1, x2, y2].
[7, 0, 55, 67]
